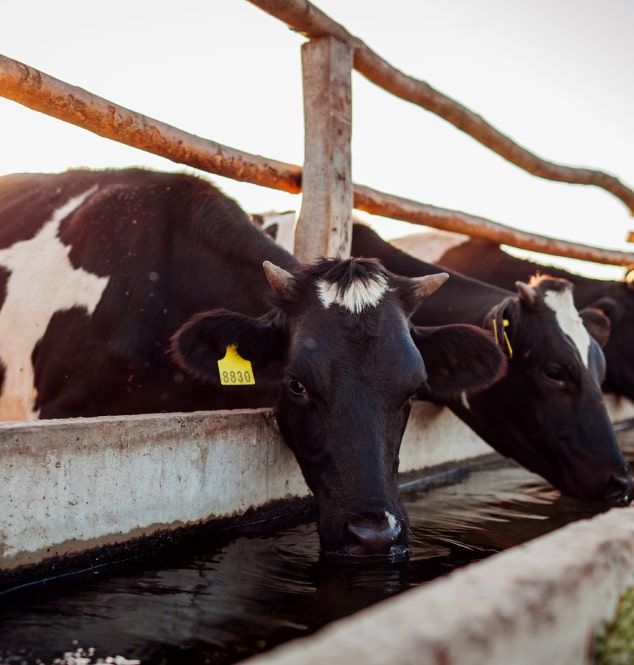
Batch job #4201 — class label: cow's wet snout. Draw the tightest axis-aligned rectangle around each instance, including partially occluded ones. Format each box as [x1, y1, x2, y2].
[346, 511, 404, 556]
[607, 468, 634, 505]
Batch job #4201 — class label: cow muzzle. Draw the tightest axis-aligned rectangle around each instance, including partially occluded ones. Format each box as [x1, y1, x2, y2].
[606, 467, 634, 505]
[342, 511, 408, 559]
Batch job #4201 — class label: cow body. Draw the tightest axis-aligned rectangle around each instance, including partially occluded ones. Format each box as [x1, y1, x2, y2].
[394, 230, 634, 404]
[350, 223, 632, 503]
[0, 168, 507, 558]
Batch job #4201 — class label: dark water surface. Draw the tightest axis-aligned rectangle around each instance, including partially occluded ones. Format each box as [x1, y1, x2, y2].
[2, 429, 632, 665]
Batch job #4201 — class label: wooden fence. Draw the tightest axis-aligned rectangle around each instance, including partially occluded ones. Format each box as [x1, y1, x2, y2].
[1, 0, 633, 266]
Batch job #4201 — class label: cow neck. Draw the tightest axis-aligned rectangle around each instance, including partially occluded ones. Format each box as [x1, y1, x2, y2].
[457, 241, 623, 308]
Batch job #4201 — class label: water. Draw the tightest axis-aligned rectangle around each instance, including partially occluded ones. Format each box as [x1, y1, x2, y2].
[2, 429, 632, 665]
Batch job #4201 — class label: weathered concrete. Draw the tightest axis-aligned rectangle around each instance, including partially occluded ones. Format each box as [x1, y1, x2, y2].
[0, 409, 295, 570]
[3, 403, 634, 663]
[245, 505, 634, 665]
[0, 402, 489, 573]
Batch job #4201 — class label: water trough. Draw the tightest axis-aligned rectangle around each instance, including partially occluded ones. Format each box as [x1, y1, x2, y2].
[3, 402, 634, 664]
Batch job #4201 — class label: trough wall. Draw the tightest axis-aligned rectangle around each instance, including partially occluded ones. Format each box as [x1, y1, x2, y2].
[246, 503, 634, 665]
[0, 401, 490, 577]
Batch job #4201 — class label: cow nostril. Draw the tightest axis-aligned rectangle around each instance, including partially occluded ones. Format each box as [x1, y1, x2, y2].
[346, 512, 402, 555]
[607, 471, 634, 504]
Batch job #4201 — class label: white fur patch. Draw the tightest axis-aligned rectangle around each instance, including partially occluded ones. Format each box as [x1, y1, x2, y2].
[316, 272, 388, 314]
[0, 188, 109, 420]
[391, 229, 470, 264]
[259, 211, 296, 253]
[543, 287, 591, 368]
[385, 511, 398, 530]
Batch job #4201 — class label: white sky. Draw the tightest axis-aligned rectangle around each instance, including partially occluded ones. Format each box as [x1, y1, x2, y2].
[1, 0, 633, 278]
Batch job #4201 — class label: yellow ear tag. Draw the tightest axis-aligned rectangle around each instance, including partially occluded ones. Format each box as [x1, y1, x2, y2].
[492, 318, 513, 358]
[502, 319, 513, 358]
[217, 344, 255, 386]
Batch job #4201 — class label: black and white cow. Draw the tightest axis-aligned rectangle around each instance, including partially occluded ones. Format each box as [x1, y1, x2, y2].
[393, 230, 634, 407]
[351, 224, 632, 503]
[0, 168, 507, 558]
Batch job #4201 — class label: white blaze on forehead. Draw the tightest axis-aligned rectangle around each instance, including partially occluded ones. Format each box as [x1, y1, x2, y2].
[543, 287, 591, 368]
[0, 187, 109, 420]
[316, 272, 388, 314]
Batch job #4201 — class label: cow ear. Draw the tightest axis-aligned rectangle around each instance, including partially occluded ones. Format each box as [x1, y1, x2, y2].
[580, 307, 611, 348]
[488, 296, 519, 348]
[587, 296, 623, 326]
[170, 309, 285, 385]
[411, 324, 507, 401]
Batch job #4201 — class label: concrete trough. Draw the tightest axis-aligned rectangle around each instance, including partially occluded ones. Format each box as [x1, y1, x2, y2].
[3, 400, 634, 664]
[0, 401, 490, 579]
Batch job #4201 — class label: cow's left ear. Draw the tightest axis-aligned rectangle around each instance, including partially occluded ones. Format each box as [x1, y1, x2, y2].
[579, 307, 611, 348]
[170, 309, 286, 385]
[585, 296, 623, 327]
[410, 324, 507, 401]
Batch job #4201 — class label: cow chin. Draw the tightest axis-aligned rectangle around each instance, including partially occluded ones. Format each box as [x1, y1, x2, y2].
[486, 427, 633, 504]
[555, 459, 634, 505]
[287, 452, 411, 558]
[461, 389, 633, 504]
[274, 405, 412, 558]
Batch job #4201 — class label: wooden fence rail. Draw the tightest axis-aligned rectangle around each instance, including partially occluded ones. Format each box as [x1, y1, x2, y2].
[1, 0, 634, 266]
[0, 55, 302, 194]
[248, 0, 634, 217]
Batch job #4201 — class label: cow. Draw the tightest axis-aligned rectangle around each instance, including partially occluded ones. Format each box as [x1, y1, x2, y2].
[349, 223, 633, 503]
[392, 229, 634, 410]
[254, 213, 633, 503]
[0, 168, 507, 559]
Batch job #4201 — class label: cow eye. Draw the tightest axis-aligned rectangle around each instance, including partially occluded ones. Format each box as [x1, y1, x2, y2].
[544, 364, 565, 385]
[288, 378, 308, 399]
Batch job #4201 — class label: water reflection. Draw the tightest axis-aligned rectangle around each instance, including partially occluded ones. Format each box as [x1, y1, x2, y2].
[1, 436, 631, 665]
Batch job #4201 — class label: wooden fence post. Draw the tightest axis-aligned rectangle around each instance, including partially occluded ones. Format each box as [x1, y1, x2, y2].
[295, 36, 353, 262]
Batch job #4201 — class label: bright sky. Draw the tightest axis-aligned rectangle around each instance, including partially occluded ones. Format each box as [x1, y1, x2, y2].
[1, 0, 633, 278]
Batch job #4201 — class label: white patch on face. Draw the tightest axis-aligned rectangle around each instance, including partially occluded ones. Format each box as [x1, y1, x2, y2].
[543, 287, 591, 368]
[390, 229, 470, 264]
[259, 211, 296, 253]
[316, 272, 388, 315]
[0, 187, 109, 420]
[385, 511, 398, 530]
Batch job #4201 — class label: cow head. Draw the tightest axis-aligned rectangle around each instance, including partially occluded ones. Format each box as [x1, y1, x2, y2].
[171, 257, 506, 558]
[458, 275, 632, 502]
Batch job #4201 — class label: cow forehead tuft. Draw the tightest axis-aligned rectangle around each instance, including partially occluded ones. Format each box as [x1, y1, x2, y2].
[543, 286, 591, 367]
[316, 272, 388, 314]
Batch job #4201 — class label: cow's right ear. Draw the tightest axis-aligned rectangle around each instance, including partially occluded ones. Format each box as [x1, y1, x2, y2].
[170, 309, 286, 385]
[410, 323, 507, 401]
